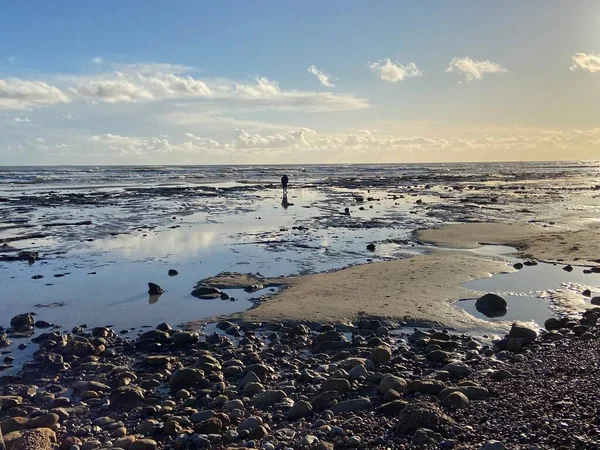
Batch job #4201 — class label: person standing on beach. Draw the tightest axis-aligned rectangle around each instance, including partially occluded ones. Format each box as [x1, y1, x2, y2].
[281, 174, 289, 194]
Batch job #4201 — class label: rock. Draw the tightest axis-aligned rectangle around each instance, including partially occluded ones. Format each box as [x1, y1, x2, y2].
[371, 346, 391, 364]
[310, 391, 341, 412]
[475, 293, 507, 316]
[239, 416, 263, 431]
[330, 397, 371, 413]
[168, 269, 179, 276]
[287, 400, 313, 420]
[480, 441, 507, 450]
[563, 265, 574, 272]
[0, 417, 29, 434]
[583, 289, 592, 297]
[64, 338, 96, 356]
[321, 378, 350, 392]
[441, 391, 469, 409]
[544, 317, 562, 330]
[250, 390, 286, 408]
[506, 338, 522, 353]
[191, 286, 222, 299]
[0, 396, 22, 409]
[508, 322, 537, 343]
[172, 330, 200, 346]
[129, 440, 158, 450]
[513, 263, 523, 270]
[4, 428, 56, 450]
[27, 413, 59, 429]
[111, 389, 145, 409]
[377, 399, 408, 416]
[366, 243, 376, 251]
[34, 320, 52, 329]
[591, 297, 600, 306]
[442, 362, 472, 378]
[427, 350, 450, 363]
[379, 374, 407, 394]
[147, 283, 163, 295]
[10, 313, 34, 329]
[194, 417, 222, 434]
[407, 379, 446, 396]
[348, 364, 369, 380]
[490, 369, 514, 381]
[169, 368, 204, 389]
[395, 399, 455, 436]
[412, 428, 443, 446]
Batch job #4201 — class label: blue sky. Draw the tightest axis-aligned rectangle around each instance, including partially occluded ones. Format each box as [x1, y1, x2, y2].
[1, 0, 600, 164]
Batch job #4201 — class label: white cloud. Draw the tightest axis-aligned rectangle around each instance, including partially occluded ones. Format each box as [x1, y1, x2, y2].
[91, 57, 104, 64]
[569, 52, 600, 73]
[307, 65, 335, 87]
[74, 72, 212, 103]
[0, 78, 71, 110]
[445, 57, 507, 81]
[369, 59, 422, 82]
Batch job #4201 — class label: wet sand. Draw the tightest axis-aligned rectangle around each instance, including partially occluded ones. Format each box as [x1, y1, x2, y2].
[419, 221, 600, 264]
[227, 251, 511, 330]
[225, 221, 600, 329]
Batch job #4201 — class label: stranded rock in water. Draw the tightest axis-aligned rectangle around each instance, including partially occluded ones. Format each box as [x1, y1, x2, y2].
[191, 286, 221, 299]
[148, 283, 164, 295]
[475, 293, 507, 317]
[168, 269, 179, 276]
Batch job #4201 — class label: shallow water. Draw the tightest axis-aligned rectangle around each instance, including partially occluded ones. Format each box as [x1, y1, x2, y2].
[2, 162, 600, 373]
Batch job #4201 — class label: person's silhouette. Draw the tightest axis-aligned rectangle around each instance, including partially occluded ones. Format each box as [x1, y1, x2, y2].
[281, 174, 289, 194]
[282, 193, 290, 209]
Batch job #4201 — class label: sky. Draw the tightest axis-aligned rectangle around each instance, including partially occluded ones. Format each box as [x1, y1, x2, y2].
[1, 0, 600, 165]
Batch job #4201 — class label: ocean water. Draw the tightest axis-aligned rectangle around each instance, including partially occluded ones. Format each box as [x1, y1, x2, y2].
[1, 161, 599, 358]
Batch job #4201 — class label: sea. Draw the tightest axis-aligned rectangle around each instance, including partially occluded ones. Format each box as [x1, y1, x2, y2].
[1, 162, 600, 372]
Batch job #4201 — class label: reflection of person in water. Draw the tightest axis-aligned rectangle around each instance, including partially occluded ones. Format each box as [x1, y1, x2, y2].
[282, 193, 290, 209]
[281, 174, 289, 194]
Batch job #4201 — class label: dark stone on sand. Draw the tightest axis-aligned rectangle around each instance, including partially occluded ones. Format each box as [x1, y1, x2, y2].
[563, 265, 574, 272]
[148, 283, 164, 295]
[513, 263, 523, 270]
[523, 260, 538, 266]
[366, 243, 376, 252]
[544, 317, 563, 330]
[34, 320, 52, 329]
[10, 313, 34, 329]
[111, 388, 145, 409]
[583, 289, 592, 297]
[220, 292, 230, 300]
[31, 275, 44, 279]
[591, 297, 600, 305]
[168, 269, 179, 276]
[475, 293, 507, 316]
[191, 286, 221, 299]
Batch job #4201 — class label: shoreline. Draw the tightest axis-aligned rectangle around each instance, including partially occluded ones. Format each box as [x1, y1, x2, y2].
[192, 221, 600, 331]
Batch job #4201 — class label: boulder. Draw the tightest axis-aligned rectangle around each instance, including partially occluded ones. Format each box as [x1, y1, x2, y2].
[169, 368, 204, 390]
[287, 400, 313, 420]
[321, 378, 350, 392]
[441, 391, 469, 409]
[10, 313, 34, 329]
[147, 283, 164, 295]
[508, 322, 537, 343]
[330, 397, 371, 414]
[250, 390, 287, 408]
[130, 440, 158, 450]
[371, 346, 392, 364]
[110, 388, 145, 409]
[395, 399, 455, 436]
[191, 286, 221, 299]
[379, 374, 407, 394]
[475, 293, 507, 316]
[4, 428, 56, 450]
[411, 428, 443, 446]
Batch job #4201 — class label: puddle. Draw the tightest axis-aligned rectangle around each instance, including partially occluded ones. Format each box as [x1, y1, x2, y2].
[458, 252, 600, 326]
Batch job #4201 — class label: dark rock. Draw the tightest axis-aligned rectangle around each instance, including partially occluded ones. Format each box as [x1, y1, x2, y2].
[591, 297, 600, 306]
[563, 265, 574, 272]
[508, 322, 537, 343]
[148, 283, 164, 295]
[168, 269, 179, 276]
[191, 286, 221, 299]
[10, 313, 34, 329]
[395, 399, 455, 436]
[366, 243, 376, 252]
[583, 289, 592, 297]
[475, 294, 507, 316]
[111, 388, 145, 409]
[513, 263, 523, 270]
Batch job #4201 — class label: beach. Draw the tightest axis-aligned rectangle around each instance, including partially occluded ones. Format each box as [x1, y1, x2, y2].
[1, 162, 600, 449]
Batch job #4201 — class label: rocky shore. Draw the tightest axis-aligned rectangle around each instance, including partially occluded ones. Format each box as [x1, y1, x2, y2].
[2, 306, 600, 450]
